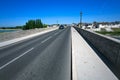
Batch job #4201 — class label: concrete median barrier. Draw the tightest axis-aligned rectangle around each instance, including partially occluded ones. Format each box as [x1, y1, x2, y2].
[74, 27, 120, 73]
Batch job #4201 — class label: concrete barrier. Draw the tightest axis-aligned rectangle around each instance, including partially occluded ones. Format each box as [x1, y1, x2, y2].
[74, 27, 120, 72]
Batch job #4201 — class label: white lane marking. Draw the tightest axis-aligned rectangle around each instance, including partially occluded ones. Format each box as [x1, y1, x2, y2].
[0, 47, 34, 70]
[54, 32, 59, 36]
[41, 36, 52, 43]
[53, 30, 62, 36]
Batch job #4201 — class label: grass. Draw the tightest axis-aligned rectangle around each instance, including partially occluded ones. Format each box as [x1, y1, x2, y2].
[96, 31, 120, 35]
[111, 28, 120, 32]
[96, 28, 120, 36]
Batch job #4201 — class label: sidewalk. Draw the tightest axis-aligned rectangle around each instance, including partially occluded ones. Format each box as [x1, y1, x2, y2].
[71, 27, 118, 80]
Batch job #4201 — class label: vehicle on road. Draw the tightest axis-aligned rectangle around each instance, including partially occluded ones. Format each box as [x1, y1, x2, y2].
[59, 25, 64, 29]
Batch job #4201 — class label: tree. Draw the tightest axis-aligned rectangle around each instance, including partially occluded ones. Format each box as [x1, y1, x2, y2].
[43, 24, 47, 28]
[35, 19, 43, 28]
[23, 20, 35, 30]
[16, 26, 23, 29]
[27, 20, 36, 29]
[23, 19, 44, 30]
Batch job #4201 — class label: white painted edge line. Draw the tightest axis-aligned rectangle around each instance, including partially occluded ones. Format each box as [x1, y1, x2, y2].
[0, 47, 34, 70]
[0, 28, 58, 47]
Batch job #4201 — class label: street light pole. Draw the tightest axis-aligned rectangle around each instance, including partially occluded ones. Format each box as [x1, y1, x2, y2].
[80, 11, 82, 28]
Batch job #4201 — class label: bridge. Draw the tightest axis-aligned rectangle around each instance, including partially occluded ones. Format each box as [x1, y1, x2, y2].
[0, 27, 119, 80]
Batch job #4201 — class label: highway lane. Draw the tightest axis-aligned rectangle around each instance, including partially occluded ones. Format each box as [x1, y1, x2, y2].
[0, 27, 71, 80]
[0, 29, 61, 67]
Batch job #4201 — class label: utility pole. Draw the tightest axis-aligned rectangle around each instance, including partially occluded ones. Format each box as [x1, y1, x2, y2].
[80, 11, 82, 28]
[57, 20, 58, 26]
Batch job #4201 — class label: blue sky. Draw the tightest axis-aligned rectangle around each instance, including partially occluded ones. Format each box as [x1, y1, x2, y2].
[0, 0, 120, 27]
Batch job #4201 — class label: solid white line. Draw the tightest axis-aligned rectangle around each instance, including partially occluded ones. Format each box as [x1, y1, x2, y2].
[0, 47, 34, 70]
[41, 36, 52, 43]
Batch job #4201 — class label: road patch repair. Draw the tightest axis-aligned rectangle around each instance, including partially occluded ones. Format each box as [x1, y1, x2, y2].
[0, 27, 58, 47]
[71, 27, 118, 80]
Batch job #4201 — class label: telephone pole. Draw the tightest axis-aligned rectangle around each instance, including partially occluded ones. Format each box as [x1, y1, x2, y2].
[80, 11, 82, 28]
[57, 20, 58, 26]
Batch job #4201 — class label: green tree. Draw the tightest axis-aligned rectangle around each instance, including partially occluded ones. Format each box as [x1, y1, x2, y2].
[43, 24, 47, 28]
[35, 19, 43, 28]
[16, 26, 23, 29]
[27, 20, 36, 29]
[23, 19, 44, 30]
[23, 20, 35, 30]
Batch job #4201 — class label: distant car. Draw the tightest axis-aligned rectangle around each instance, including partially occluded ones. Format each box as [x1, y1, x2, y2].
[59, 25, 64, 29]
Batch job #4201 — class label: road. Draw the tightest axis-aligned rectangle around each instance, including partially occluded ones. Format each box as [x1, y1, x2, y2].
[0, 27, 71, 80]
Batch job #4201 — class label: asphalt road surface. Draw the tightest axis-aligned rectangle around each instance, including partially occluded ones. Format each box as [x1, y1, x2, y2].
[0, 27, 72, 80]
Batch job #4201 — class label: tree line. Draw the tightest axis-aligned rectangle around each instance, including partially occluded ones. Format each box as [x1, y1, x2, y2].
[23, 19, 47, 30]
[0, 19, 47, 30]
